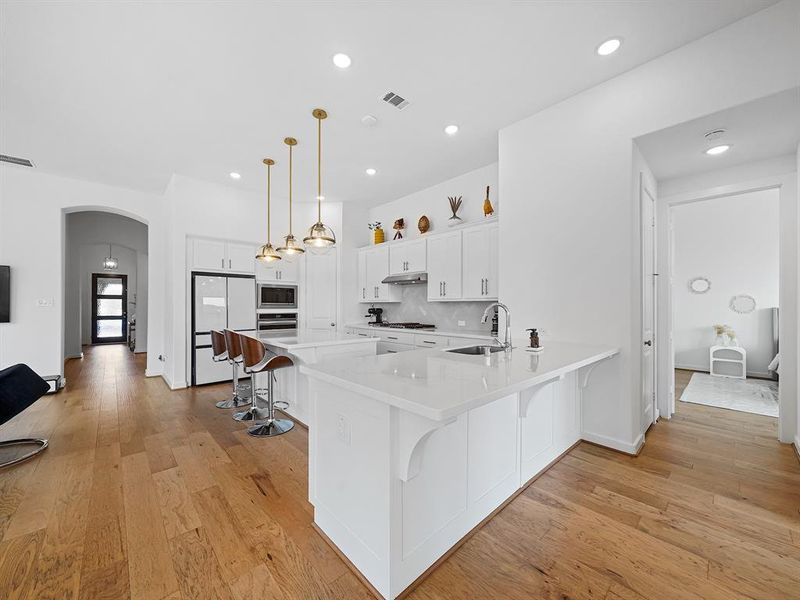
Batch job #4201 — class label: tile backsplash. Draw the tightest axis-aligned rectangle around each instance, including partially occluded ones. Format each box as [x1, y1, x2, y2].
[369, 285, 494, 332]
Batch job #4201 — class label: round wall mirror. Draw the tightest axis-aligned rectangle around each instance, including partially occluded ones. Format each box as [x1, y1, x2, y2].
[688, 277, 711, 294]
[730, 294, 756, 314]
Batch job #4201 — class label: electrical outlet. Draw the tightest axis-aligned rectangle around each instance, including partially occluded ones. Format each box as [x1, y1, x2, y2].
[336, 413, 351, 446]
[458, 320, 466, 327]
[35, 298, 53, 307]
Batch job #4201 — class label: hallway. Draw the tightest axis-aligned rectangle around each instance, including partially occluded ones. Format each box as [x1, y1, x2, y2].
[0, 346, 798, 599]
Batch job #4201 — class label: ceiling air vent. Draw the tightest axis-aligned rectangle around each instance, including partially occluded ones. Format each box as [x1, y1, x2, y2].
[0, 154, 34, 168]
[381, 91, 410, 111]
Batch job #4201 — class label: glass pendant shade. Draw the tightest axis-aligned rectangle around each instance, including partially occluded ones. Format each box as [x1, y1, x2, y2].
[256, 158, 281, 262]
[303, 108, 336, 252]
[102, 244, 118, 271]
[277, 137, 305, 257]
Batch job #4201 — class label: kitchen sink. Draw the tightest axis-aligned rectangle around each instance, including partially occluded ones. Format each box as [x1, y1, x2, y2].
[446, 345, 505, 355]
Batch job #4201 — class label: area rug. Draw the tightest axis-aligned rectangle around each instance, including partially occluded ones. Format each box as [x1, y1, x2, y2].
[679, 372, 778, 417]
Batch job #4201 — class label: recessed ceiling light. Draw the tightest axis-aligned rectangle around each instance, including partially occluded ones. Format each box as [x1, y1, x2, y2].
[705, 144, 731, 156]
[596, 38, 621, 56]
[444, 125, 459, 135]
[229, 172, 241, 180]
[332, 53, 352, 69]
[365, 168, 377, 176]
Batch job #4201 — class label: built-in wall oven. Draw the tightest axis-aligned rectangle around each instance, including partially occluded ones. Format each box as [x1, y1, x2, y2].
[257, 283, 297, 310]
[257, 312, 298, 337]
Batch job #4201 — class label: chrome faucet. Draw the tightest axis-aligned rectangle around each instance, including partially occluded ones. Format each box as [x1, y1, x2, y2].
[481, 302, 512, 351]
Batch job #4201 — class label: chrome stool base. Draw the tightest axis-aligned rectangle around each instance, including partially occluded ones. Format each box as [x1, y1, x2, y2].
[233, 405, 269, 421]
[247, 418, 294, 437]
[215, 391, 252, 409]
[0, 438, 48, 468]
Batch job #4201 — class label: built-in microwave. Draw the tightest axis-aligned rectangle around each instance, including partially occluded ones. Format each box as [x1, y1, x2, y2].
[257, 283, 297, 310]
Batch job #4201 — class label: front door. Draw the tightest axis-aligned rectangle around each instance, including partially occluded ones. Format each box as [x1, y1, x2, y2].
[91, 273, 128, 344]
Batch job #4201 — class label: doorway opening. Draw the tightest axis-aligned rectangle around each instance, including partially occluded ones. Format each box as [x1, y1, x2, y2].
[64, 210, 149, 367]
[634, 87, 799, 443]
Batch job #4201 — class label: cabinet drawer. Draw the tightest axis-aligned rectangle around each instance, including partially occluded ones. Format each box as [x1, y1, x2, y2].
[414, 334, 448, 348]
[447, 336, 495, 347]
[380, 331, 415, 345]
[379, 341, 415, 354]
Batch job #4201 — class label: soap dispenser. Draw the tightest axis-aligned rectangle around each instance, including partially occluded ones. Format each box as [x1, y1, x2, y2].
[526, 328, 543, 352]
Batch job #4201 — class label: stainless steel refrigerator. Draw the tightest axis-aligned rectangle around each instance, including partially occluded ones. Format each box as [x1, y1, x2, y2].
[191, 272, 256, 385]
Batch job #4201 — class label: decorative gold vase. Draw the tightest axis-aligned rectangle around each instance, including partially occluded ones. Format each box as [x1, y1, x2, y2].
[373, 227, 385, 244]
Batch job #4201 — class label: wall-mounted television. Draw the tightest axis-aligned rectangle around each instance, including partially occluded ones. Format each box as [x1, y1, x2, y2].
[0, 266, 9, 323]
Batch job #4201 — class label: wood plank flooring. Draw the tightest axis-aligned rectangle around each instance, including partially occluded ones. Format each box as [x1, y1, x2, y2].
[0, 346, 798, 599]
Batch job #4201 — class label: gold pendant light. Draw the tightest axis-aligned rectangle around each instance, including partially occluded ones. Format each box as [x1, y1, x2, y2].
[303, 108, 336, 252]
[277, 137, 305, 257]
[255, 158, 281, 262]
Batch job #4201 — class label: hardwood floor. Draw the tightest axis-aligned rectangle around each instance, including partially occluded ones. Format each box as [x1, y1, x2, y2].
[1, 346, 798, 599]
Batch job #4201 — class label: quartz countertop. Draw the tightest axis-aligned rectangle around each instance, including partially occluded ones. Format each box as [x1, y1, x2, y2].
[346, 323, 495, 340]
[244, 331, 379, 351]
[300, 340, 619, 421]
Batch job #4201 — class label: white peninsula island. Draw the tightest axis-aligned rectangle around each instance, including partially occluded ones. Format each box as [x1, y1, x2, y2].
[300, 340, 619, 599]
[245, 332, 379, 425]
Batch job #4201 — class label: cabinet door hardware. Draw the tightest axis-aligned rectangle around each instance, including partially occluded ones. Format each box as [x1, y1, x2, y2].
[221, 258, 225, 268]
[228, 259, 232, 268]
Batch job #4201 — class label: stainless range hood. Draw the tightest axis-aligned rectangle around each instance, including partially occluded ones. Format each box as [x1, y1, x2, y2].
[381, 271, 428, 285]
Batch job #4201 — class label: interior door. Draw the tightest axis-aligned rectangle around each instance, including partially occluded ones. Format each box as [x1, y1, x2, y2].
[227, 276, 256, 331]
[91, 274, 128, 344]
[305, 248, 338, 337]
[641, 178, 657, 426]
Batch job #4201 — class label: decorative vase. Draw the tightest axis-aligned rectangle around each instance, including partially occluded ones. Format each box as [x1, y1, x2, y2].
[483, 186, 494, 217]
[715, 334, 725, 346]
[373, 227, 385, 244]
[447, 196, 463, 227]
[418, 215, 430, 234]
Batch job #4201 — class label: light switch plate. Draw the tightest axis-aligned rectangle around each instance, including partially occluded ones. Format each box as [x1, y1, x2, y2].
[336, 413, 351, 446]
[458, 320, 466, 327]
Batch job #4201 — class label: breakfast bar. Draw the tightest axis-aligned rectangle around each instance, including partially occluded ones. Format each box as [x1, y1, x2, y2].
[301, 341, 619, 599]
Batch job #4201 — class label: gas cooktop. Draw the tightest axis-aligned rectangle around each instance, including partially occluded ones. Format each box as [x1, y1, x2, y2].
[367, 322, 436, 330]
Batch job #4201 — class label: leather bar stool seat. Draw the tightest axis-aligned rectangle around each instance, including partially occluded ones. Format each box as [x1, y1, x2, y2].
[239, 335, 295, 437]
[216, 329, 252, 410]
[0, 364, 50, 468]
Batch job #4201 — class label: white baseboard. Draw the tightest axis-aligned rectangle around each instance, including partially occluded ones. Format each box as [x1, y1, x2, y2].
[794, 436, 800, 463]
[581, 431, 643, 455]
[159, 371, 187, 390]
[144, 367, 161, 378]
[64, 352, 83, 360]
[676, 363, 774, 380]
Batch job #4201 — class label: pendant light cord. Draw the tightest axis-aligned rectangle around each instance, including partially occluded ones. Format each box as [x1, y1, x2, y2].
[267, 162, 272, 243]
[317, 115, 322, 222]
[288, 143, 293, 234]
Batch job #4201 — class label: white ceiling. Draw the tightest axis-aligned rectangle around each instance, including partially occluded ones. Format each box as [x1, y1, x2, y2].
[636, 87, 800, 181]
[0, 1, 778, 204]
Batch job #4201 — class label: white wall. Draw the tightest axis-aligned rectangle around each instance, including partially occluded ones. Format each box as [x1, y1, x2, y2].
[0, 166, 166, 378]
[498, 0, 800, 453]
[64, 211, 149, 357]
[672, 190, 779, 377]
[367, 163, 497, 242]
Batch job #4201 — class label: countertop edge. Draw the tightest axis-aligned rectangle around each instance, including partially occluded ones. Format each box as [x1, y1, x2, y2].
[300, 345, 620, 421]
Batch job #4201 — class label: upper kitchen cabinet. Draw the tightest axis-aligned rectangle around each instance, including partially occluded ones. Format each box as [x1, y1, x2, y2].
[359, 245, 401, 303]
[462, 222, 498, 300]
[389, 238, 427, 274]
[227, 242, 257, 273]
[427, 230, 462, 301]
[255, 255, 298, 282]
[191, 238, 256, 274]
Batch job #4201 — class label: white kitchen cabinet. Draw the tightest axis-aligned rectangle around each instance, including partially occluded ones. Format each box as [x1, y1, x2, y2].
[357, 250, 367, 302]
[192, 238, 228, 271]
[462, 223, 498, 300]
[389, 238, 427, 275]
[360, 246, 401, 303]
[427, 231, 462, 301]
[379, 341, 415, 354]
[227, 242, 257, 273]
[255, 256, 298, 282]
[413, 333, 448, 348]
[191, 238, 257, 274]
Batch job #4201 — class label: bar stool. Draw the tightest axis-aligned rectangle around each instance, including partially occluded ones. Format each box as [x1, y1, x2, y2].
[239, 335, 295, 437]
[217, 329, 252, 410]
